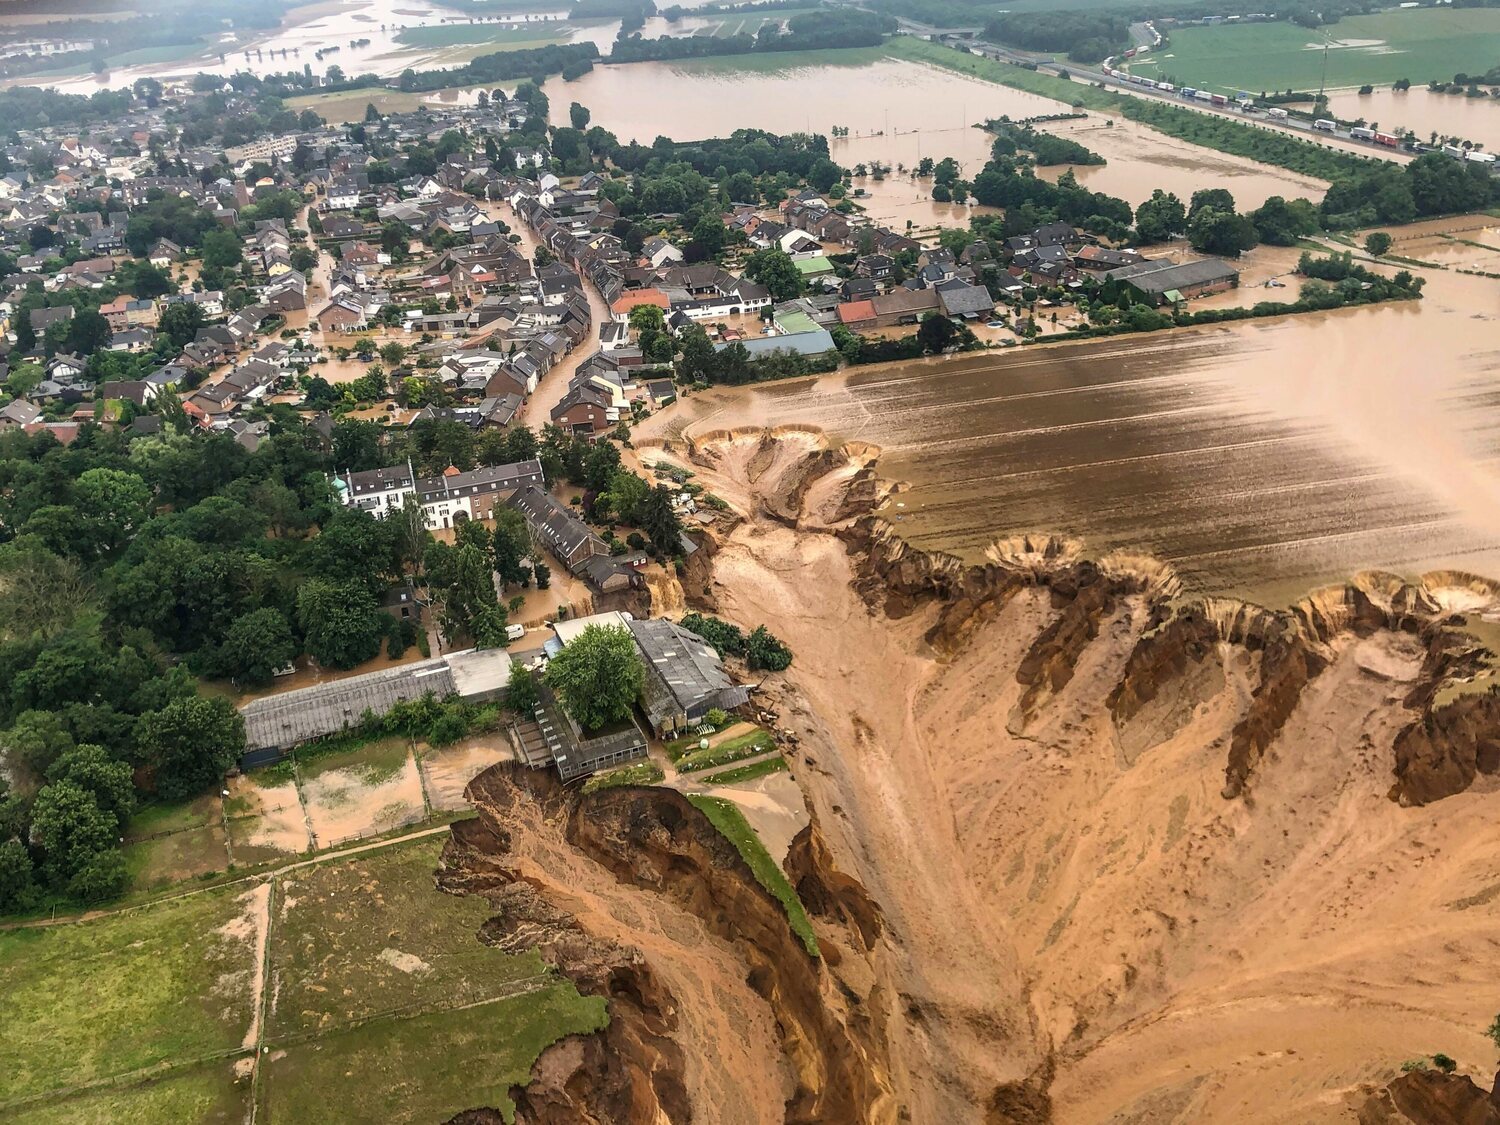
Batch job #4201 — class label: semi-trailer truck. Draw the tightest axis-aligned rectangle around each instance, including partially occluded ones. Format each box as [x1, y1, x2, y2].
[1266, 107, 1288, 120]
[1313, 118, 1337, 132]
[1350, 126, 1374, 140]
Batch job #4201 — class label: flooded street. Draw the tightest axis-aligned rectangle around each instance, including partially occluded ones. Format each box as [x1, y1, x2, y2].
[557, 57, 1333, 209]
[642, 252, 1500, 603]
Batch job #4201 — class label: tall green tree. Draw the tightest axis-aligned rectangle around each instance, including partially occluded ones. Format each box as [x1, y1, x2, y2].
[136, 695, 246, 800]
[544, 625, 644, 731]
[640, 485, 683, 556]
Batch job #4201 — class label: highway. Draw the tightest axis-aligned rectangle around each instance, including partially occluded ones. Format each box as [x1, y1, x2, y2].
[946, 33, 1417, 167]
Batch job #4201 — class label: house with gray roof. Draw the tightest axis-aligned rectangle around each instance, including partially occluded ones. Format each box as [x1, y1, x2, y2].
[628, 617, 752, 737]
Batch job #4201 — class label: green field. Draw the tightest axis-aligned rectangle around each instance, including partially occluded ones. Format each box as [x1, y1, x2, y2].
[0, 838, 607, 1122]
[2, 1064, 248, 1125]
[261, 993, 605, 1124]
[688, 794, 819, 957]
[1153, 10, 1500, 94]
[676, 729, 776, 773]
[268, 841, 550, 1037]
[0, 888, 258, 1105]
[702, 755, 789, 785]
[394, 22, 569, 49]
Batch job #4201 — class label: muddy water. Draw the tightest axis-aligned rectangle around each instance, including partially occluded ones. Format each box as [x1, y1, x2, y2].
[645, 253, 1500, 602]
[556, 57, 1333, 209]
[37, 0, 594, 93]
[1325, 86, 1500, 152]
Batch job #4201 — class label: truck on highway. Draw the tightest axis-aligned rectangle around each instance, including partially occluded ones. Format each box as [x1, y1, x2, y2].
[1156, 81, 1174, 91]
[1313, 118, 1337, 132]
[1350, 126, 1375, 140]
[1209, 93, 1228, 107]
[1193, 89, 1212, 102]
[1373, 131, 1399, 147]
[1266, 107, 1288, 120]
[1465, 149, 1497, 163]
[1179, 86, 1196, 98]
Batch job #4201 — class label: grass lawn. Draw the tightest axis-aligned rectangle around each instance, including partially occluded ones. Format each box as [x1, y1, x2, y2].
[1155, 9, 1500, 94]
[688, 795, 818, 957]
[267, 839, 553, 1038]
[702, 756, 789, 785]
[394, 23, 566, 49]
[121, 823, 229, 891]
[676, 729, 776, 773]
[3, 1062, 248, 1125]
[0, 888, 259, 1103]
[123, 795, 220, 841]
[260, 988, 606, 1124]
[581, 761, 665, 793]
[884, 36, 1115, 110]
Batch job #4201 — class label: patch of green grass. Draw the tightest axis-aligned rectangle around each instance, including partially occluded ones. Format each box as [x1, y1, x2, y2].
[673, 44, 892, 74]
[121, 824, 229, 891]
[885, 36, 1117, 109]
[687, 795, 818, 957]
[261, 987, 607, 1124]
[296, 735, 411, 785]
[676, 729, 776, 773]
[701, 756, 789, 785]
[0, 889, 259, 1103]
[268, 838, 546, 1037]
[395, 22, 565, 48]
[4, 1061, 248, 1125]
[1155, 9, 1500, 94]
[581, 761, 665, 793]
[123, 796, 218, 841]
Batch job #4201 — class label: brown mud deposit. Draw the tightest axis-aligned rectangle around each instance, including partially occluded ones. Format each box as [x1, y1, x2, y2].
[436, 764, 899, 1125]
[598, 426, 1500, 1123]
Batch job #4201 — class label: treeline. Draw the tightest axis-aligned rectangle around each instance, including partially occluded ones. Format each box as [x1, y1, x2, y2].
[984, 11, 1132, 64]
[987, 119, 1105, 166]
[971, 160, 1133, 237]
[0, 86, 135, 132]
[679, 613, 793, 671]
[609, 9, 894, 62]
[1320, 152, 1499, 225]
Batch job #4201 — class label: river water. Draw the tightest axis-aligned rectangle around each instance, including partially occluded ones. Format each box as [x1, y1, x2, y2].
[1324, 86, 1500, 153]
[642, 239, 1500, 603]
[555, 57, 1331, 211]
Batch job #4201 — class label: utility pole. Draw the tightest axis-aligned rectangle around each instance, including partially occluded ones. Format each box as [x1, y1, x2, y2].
[1318, 35, 1330, 102]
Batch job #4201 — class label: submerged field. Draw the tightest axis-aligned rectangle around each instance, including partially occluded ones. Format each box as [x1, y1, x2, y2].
[1155, 9, 1500, 92]
[0, 838, 604, 1123]
[642, 253, 1500, 603]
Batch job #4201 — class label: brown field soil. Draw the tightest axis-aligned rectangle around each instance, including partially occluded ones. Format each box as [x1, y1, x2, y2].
[298, 738, 427, 847]
[223, 771, 310, 862]
[416, 735, 513, 812]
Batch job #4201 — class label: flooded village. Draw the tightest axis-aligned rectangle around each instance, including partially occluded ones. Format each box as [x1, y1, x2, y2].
[5, 0, 1500, 1123]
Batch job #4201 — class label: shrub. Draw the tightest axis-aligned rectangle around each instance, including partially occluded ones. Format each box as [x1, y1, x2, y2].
[427, 711, 469, 747]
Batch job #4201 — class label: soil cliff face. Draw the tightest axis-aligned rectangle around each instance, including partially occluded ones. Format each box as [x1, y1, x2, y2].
[438, 764, 894, 1124]
[1355, 1067, 1500, 1124]
[642, 427, 1500, 1124]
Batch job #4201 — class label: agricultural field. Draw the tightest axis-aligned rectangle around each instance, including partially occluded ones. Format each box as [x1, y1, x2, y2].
[688, 8, 814, 38]
[0, 839, 605, 1123]
[1152, 9, 1500, 94]
[286, 84, 491, 125]
[0, 887, 263, 1107]
[393, 22, 568, 50]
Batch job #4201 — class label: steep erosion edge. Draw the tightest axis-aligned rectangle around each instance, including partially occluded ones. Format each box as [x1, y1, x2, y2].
[648, 426, 1500, 1123]
[436, 763, 895, 1124]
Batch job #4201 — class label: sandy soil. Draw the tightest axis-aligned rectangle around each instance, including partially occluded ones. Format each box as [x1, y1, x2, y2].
[651, 428, 1500, 1123]
[225, 772, 311, 861]
[418, 735, 513, 812]
[300, 747, 427, 846]
[465, 769, 795, 1125]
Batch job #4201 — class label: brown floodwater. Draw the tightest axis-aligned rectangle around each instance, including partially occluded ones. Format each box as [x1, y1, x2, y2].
[643, 244, 1500, 603]
[556, 58, 1334, 209]
[1324, 86, 1500, 153]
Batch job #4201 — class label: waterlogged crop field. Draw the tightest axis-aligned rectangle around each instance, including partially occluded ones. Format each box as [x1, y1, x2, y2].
[0, 839, 604, 1124]
[1153, 9, 1500, 93]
